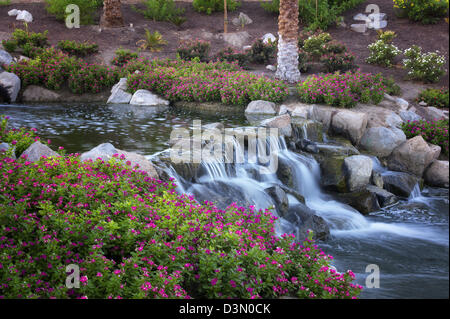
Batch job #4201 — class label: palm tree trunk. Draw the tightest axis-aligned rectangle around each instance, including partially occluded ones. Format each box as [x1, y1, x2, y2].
[101, 0, 124, 28]
[275, 0, 301, 83]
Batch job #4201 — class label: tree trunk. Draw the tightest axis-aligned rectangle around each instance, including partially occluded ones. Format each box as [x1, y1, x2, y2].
[275, 0, 301, 83]
[101, 0, 124, 28]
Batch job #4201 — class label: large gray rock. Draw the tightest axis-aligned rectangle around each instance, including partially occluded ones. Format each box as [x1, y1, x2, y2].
[107, 78, 132, 104]
[221, 31, 251, 47]
[338, 190, 381, 215]
[265, 185, 289, 216]
[317, 155, 347, 193]
[0, 71, 21, 102]
[261, 33, 276, 44]
[388, 135, 441, 177]
[330, 110, 368, 145]
[22, 141, 58, 162]
[366, 185, 398, 208]
[284, 203, 330, 241]
[344, 155, 373, 192]
[16, 10, 33, 23]
[382, 172, 421, 197]
[22, 85, 61, 103]
[80, 143, 158, 178]
[279, 103, 313, 118]
[399, 110, 422, 123]
[415, 106, 448, 121]
[424, 160, 449, 188]
[359, 126, 406, 157]
[0, 50, 13, 66]
[260, 114, 292, 137]
[245, 100, 277, 114]
[130, 89, 169, 106]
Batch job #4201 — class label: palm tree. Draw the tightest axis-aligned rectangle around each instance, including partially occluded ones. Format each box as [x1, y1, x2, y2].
[101, 0, 124, 28]
[275, 0, 301, 83]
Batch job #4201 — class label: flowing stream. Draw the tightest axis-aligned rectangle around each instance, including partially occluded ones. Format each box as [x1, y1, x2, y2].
[1, 103, 448, 299]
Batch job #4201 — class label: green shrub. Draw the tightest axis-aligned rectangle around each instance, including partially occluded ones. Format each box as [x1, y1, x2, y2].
[45, 0, 102, 25]
[111, 48, 139, 67]
[393, 0, 449, 24]
[298, 49, 309, 72]
[193, 0, 240, 15]
[68, 64, 122, 94]
[2, 27, 48, 57]
[0, 0, 12, 6]
[416, 88, 449, 108]
[321, 52, 357, 73]
[382, 76, 402, 96]
[366, 31, 402, 67]
[134, 0, 186, 26]
[176, 39, 211, 62]
[247, 39, 276, 64]
[401, 119, 449, 155]
[303, 32, 332, 59]
[57, 40, 99, 57]
[297, 71, 387, 108]
[323, 40, 347, 54]
[216, 47, 250, 69]
[1, 39, 18, 53]
[403, 45, 447, 83]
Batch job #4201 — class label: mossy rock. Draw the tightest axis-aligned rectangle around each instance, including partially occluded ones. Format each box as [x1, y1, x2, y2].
[316, 155, 348, 193]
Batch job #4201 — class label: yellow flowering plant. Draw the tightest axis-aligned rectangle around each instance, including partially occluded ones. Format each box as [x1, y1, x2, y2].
[393, 0, 449, 24]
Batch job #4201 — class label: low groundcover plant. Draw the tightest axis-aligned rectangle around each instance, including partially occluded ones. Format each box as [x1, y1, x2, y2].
[0, 118, 362, 299]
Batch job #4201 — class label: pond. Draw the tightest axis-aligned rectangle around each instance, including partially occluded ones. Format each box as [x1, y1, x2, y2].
[1, 102, 448, 299]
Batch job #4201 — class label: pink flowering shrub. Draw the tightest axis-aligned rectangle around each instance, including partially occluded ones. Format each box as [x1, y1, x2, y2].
[401, 119, 449, 156]
[0, 120, 362, 299]
[297, 71, 386, 108]
[126, 58, 288, 105]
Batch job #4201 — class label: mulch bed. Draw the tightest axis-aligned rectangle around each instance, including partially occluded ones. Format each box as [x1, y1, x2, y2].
[0, 1, 448, 89]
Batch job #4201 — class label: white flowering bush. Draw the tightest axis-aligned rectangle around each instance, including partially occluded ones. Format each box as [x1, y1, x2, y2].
[403, 45, 447, 83]
[366, 31, 402, 67]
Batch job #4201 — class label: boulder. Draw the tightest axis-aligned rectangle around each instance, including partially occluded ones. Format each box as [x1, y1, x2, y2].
[385, 112, 404, 128]
[359, 126, 406, 157]
[351, 24, 367, 33]
[232, 12, 253, 26]
[424, 160, 449, 188]
[203, 122, 224, 131]
[266, 65, 276, 72]
[260, 114, 292, 137]
[22, 85, 61, 103]
[291, 118, 323, 142]
[284, 203, 330, 241]
[262, 33, 276, 44]
[387, 135, 441, 176]
[317, 155, 347, 193]
[265, 185, 289, 216]
[129, 89, 169, 106]
[245, 100, 277, 114]
[16, 10, 33, 23]
[344, 155, 373, 192]
[0, 50, 13, 66]
[8, 9, 19, 17]
[221, 31, 251, 47]
[279, 103, 313, 119]
[21, 141, 58, 162]
[366, 185, 398, 208]
[107, 78, 132, 104]
[415, 106, 448, 121]
[382, 172, 420, 197]
[371, 170, 384, 189]
[338, 190, 380, 215]
[399, 110, 422, 123]
[80, 143, 158, 178]
[0, 71, 21, 102]
[330, 110, 368, 145]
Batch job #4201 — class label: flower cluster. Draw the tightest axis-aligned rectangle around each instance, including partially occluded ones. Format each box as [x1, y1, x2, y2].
[297, 71, 386, 108]
[176, 39, 211, 62]
[0, 118, 362, 299]
[401, 119, 449, 155]
[321, 52, 357, 73]
[57, 40, 99, 57]
[403, 45, 447, 83]
[366, 31, 402, 67]
[126, 58, 288, 105]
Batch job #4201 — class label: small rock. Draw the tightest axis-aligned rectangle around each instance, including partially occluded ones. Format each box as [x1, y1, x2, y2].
[399, 110, 422, 123]
[8, 9, 19, 17]
[371, 170, 384, 188]
[338, 190, 381, 215]
[266, 65, 276, 72]
[0, 71, 21, 102]
[367, 20, 388, 30]
[203, 122, 224, 131]
[107, 78, 132, 104]
[366, 185, 398, 208]
[351, 23, 367, 33]
[368, 13, 387, 21]
[22, 141, 58, 162]
[382, 171, 420, 197]
[265, 185, 289, 216]
[395, 97, 409, 110]
[418, 101, 427, 107]
[245, 100, 277, 114]
[260, 114, 292, 137]
[424, 160, 449, 188]
[353, 13, 370, 22]
[0, 142, 15, 158]
[232, 12, 253, 27]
